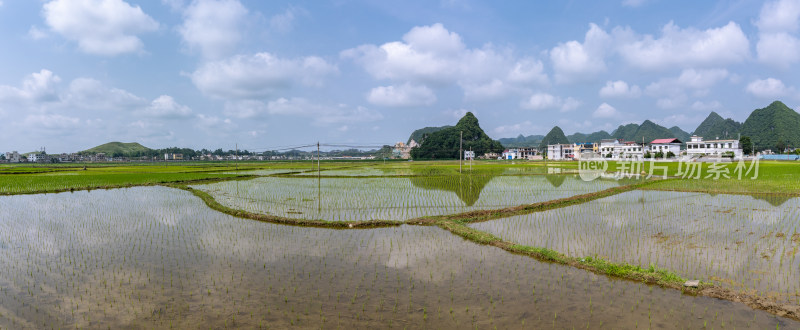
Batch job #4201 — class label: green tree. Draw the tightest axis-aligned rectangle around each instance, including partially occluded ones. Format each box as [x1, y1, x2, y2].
[740, 136, 753, 155]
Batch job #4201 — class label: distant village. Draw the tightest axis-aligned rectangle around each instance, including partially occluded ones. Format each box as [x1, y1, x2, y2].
[3, 134, 795, 164]
[0, 151, 376, 163]
[499, 135, 780, 161]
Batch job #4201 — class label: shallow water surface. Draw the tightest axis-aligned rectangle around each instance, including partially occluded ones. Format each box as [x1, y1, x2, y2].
[192, 174, 620, 221]
[471, 190, 800, 303]
[0, 187, 795, 328]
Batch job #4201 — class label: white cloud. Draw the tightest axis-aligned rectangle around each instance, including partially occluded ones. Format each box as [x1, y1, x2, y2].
[367, 83, 436, 107]
[756, 32, 800, 67]
[138, 95, 192, 118]
[179, 0, 248, 59]
[343, 23, 547, 99]
[599, 80, 641, 98]
[646, 69, 729, 106]
[506, 58, 549, 85]
[549, 23, 611, 83]
[0, 69, 61, 103]
[270, 6, 306, 33]
[745, 78, 791, 98]
[691, 100, 722, 111]
[265, 97, 383, 126]
[593, 102, 620, 118]
[521, 92, 581, 112]
[755, 0, 800, 67]
[64, 78, 145, 110]
[190, 52, 337, 99]
[618, 21, 749, 70]
[755, 0, 800, 33]
[43, 0, 159, 55]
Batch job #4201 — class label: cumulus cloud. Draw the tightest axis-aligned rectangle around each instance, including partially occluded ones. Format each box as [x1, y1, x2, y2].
[43, 0, 159, 55]
[756, 0, 800, 67]
[746, 78, 792, 98]
[367, 83, 436, 107]
[0, 69, 61, 103]
[599, 80, 641, 98]
[755, 0, 800, 33]
[550, 23, 611, 83]
[593, 102, 620, 118]
[343, 23, 548, 99]
[190, 52, 337, 99]
[137, 95, 192, 118]
[645, 69, 729, 108]
[521, 92, 581, 112]
[64, 78, 146, 110]
[617, 21, 749, 70]
[179, 0, 248, 59]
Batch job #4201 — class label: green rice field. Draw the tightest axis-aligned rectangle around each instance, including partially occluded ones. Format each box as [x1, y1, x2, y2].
[0, 160, 799, 327]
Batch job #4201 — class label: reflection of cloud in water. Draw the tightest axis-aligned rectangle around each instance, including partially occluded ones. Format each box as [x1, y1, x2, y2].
[472, 190, 800, 301]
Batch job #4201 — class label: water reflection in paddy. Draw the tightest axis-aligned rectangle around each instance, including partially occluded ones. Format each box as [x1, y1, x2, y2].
[0, 187, 794, 328]
[471, 190, 800, 303]
[193, 174, 621, 221]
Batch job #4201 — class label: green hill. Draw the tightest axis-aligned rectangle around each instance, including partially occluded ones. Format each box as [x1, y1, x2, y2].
[538, 126, 570, 150]
[692, 112, 741, 140]
[612, 120, 684, 143]
[410, 113, 503, 159]
[498, 134, 544, 148]
[81, 142, 153, 156]
[740, 101, 800, 151]
[568, 130, 612, 143]
[668, 126, 691, 142]
[407, 126, 451, 144]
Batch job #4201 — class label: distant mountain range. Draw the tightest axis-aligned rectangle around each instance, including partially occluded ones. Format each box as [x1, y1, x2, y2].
[494, 101, 800, 151]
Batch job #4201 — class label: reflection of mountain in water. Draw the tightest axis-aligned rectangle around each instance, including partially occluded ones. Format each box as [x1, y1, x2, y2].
[544, 175, 566, 188]
[750, 194, 793, 207]
[409, 169, 502, 206]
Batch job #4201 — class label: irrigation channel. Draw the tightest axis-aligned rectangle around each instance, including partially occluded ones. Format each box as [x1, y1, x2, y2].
[0, 165, 799, 328]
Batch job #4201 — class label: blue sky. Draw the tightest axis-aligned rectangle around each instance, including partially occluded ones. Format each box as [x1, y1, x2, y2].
[0, 0, 798, 153]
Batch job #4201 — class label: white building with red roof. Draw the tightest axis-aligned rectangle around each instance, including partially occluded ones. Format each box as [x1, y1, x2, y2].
[648, 138, 682, 157]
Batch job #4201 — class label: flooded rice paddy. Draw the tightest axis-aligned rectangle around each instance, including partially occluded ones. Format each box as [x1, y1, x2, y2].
[0, 186, 795, 328]
[191, 174, 619, 221]
[471, 190, 800, 303]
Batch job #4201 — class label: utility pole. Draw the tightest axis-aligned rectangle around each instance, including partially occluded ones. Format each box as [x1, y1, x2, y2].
[459, 130, 463, 173]
[235, 143, 238, 171]
[317, 141, 321, 178]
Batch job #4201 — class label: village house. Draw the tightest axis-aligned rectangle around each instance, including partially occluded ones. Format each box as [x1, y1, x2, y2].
[686, 135, 742, 159]
[4, 151, 21, 163]
[648, 138, 682, 157]
[546, 144, 574, 160]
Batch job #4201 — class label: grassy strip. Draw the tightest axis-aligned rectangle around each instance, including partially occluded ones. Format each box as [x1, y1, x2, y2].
[407, 179, 664, 225]
[173, 184, 403, 229]
[435, 217, 800, 321]
[0, 175, 257, 196]
[436, 219, 687, 288]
